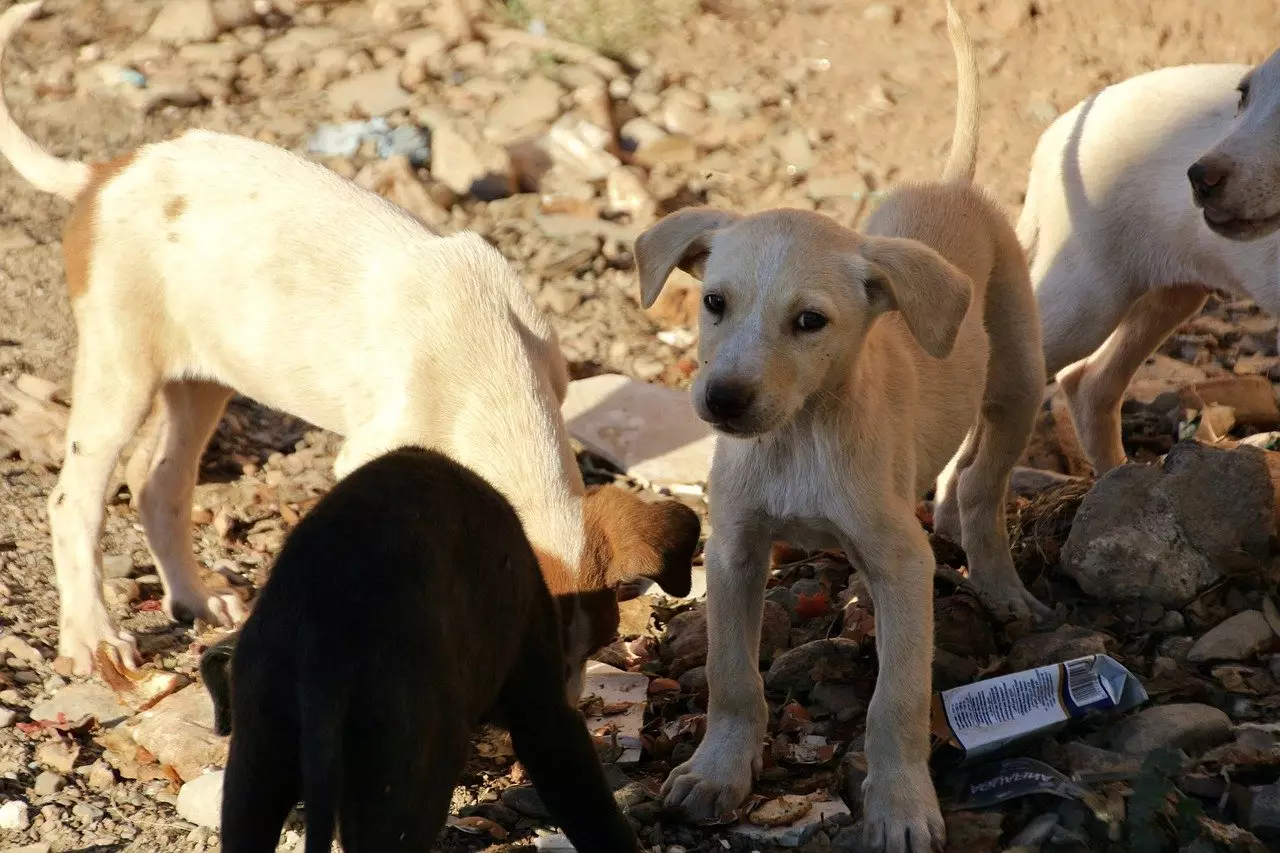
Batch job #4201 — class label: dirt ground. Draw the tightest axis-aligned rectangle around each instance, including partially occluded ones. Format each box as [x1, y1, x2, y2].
[2, 0, 1280, 851]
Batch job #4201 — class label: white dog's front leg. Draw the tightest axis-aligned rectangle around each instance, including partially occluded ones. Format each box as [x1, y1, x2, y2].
[848, 514, 945, 853]
[662, 523, 771, 820]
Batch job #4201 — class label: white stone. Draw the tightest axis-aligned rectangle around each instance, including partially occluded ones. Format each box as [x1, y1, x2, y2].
[561, 374, 715, 487]
[177, 769, 224, 829]
[0, 799, 30, 831]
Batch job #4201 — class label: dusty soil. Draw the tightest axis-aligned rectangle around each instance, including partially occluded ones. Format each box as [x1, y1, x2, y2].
[1, 1, 1280, 852]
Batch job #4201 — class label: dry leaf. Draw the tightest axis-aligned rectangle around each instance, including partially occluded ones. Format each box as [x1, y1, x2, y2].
[750, 794, 813, 827]
[95, 642, 190, 711]
[446, 815, 509, 839]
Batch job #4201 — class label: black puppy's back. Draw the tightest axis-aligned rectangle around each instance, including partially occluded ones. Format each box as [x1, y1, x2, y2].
[207, 447, 640, 853]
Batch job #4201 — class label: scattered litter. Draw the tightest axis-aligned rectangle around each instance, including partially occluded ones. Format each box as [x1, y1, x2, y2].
[579, 661, 647, 765]
[947, 756, 1108, 817]
[307, 118, 431, 166]
[729, 797, 851, 848]
[931, 654, 1148, 765]
[447, 815, 509, 840]
[118, 68, 146, 88]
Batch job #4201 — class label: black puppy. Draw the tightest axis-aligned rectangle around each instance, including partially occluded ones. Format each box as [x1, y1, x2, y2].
[200, 446, 643, 853]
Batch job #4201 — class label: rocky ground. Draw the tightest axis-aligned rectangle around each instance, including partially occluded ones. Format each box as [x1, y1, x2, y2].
[2, 0, 1280, 851]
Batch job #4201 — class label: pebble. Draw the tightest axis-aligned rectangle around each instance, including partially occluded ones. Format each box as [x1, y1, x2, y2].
[177, 769, 224, 829]
[489, 76, 564, 135]
[1110, 703, 1233, 756]
[0, 799, 29, 831]
[30, 683, 131, 728]
[33, 771, 65, 797]
[0, 707, 15, 728]
[72, 802, 104, 823]
[328, 67, 412, 117]
[1188, 610, 1276, 663]
[1244, 782, 1280, 837]
[146, 0, 220, 46]
[101, 553, 135, 579]
[766, 639, 862, 693]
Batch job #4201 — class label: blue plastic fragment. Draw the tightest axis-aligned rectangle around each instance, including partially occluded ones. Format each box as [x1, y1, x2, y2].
[306, 118, 430, 166]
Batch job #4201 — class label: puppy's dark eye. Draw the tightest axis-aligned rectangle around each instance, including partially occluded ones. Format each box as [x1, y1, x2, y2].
[795, 311, 828, 332]
[704, 293, 726, 315]
[1238, 81, 1250, 112]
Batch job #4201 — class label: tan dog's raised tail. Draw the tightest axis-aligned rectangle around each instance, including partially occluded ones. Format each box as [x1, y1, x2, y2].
[634, 4, 1048, 851]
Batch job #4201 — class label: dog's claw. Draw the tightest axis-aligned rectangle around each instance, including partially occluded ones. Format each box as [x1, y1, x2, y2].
[661, 731, 762, 822]
[59, 612, 140, 677]
[163, 586, 247, 628]
[859, 768, 946, 853]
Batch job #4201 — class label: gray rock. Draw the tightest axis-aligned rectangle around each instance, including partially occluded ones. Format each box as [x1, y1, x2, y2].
[1006, 625, 1109, 671]
[1110, 703, 1232, 756]
[0, 707, 15, 728]
[1061, 742, 1142, 778]
[489, 76, 564, 135]
[1188, 610, 1276, 663]
[811, 682, 864, 720]
[32, 771, 64, 797]
[1244, 783, 1280, 839]
[766, 639, 862, 694]
[500, 785, 550, 819]
[663, 600, 790, 667]
[677, 665, 707, 693]
[71, 802, 103, 823]
[101, 553, 135, 579]
[0, 799, 29, 831]
[30, 682, 131, 728]
[1060, 442, 1273, 607]
[177, 769, 223, 829]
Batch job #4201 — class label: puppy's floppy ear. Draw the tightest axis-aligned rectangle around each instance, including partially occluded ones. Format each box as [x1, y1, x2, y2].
[584, 487, 702, 598]
[634, 206, 739, 309]
[858, 236, 973, 359]
[199, 633, 239, 737]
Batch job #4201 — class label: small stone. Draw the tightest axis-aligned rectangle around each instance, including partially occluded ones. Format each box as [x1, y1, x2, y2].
[72, 802, 103, 823]
[87, 761, 116, 792]
[766, 639, 861, 694]
[0, 635, 42, 664]
[1188, 610, 1276, 663]
[146, 0, 219, 45]
[328, 67, 411, 118]
[772, 128, 813, 175]
[862, 3, 900, 23]
[1110, 703, 1232, 756]
[501, 785, 551, 819]
[177, 770, 224, 829]
[811, 682, 864, 719]
[1244, 783, 1280, 838]
[103, 577, 140, 607]
[804, 173, 869, 202]
[33, 771, 65, 797]
[0, 707, 15, 728]
[604, 166, 656, 221]
[489, 76, 564, 136]
[101, 553, 134, 579]
[678, 665, 707, 693]
[634, 135, 697, 167]
[30, 683, 130, 728]
[0, 799, 29, 830]
[1006, 626, 1109, 671]
[619, 117, 667, 151]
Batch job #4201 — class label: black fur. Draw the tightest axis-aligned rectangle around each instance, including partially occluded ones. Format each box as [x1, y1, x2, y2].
[201, 446, 642, 853]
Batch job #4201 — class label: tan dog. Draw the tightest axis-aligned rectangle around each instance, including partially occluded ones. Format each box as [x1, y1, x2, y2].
[633, 5, 1047, 850]
[1023, 50, 1280, 474]
[0, 1, 699, 682]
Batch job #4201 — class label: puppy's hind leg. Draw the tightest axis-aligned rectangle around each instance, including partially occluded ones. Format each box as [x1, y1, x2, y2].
[499, 633, 641, 852]
[1057, 285, 1208, 474]
[220, 700, 300, 853]
[136, 381, 243, 628]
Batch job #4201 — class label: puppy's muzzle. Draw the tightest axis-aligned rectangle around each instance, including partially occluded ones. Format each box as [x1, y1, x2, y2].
[1188, 159, 1229, 207]
[702, 380, 756, 429]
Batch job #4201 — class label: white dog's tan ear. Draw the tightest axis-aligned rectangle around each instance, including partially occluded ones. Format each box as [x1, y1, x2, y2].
[634, 207, 739, 309]
[859, 236, 972, 359]
[583, 486, 702, 597]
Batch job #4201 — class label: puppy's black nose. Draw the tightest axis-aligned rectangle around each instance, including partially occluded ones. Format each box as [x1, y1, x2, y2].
[1188, 160, 1227, 200]
[705, 381, 755, 421]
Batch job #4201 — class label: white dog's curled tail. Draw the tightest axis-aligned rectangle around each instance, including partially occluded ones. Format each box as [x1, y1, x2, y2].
[942, 0, 980, 184]
[0, 1, 92, 201]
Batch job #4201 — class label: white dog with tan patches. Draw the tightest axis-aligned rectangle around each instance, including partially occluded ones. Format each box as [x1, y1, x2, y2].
[633, 5, 1047, 851]
[0, 1, 699, 683]
[1021, 45, 1280, 474]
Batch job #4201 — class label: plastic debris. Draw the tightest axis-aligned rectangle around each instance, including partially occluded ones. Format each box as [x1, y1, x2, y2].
[931, 654, 1149, 765]
[306, 118, 431, 166]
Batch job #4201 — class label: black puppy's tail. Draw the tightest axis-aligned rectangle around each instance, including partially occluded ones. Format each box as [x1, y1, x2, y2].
[301, 670, 346, 853]
[199, 633, 239, 737]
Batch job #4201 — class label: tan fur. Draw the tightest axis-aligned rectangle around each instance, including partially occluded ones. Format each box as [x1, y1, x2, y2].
[634, 6, 1047, 850]
[62, 153, 136, 301]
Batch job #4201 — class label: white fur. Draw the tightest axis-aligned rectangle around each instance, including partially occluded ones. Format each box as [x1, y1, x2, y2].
[1021, 60, 1280, 473]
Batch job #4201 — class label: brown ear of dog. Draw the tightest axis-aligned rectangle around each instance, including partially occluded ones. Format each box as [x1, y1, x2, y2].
[860, 235, 973, 360]
[583, 486, 702, 598]
[634, 206, 740, 309]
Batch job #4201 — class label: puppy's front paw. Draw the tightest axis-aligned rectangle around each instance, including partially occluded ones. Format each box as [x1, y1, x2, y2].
[971, 579, 1053, 624]
[860, 767, 945, 853]
[662, 724, 763, 821]
[58, 610, 139, 677]
[164, 585, 248, 628]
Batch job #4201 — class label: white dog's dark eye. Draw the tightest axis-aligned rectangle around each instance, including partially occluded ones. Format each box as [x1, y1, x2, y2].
[704, 293, 726, 315]
[795, 311, 828, 332]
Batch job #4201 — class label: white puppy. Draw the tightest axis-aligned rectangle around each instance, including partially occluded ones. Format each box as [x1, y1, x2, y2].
[0, 1, 699, 681]
[633, 5, 1047, 851]
[1021, 47, 1280, 474]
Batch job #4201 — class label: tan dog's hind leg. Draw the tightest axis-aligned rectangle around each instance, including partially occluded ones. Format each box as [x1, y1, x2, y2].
[136, 381, 244, 628]
[1058, 285, 1208, 474]
[850, 505, 944, 853]
[49, 338, 160, 675]
[661, 523, 772, 819]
